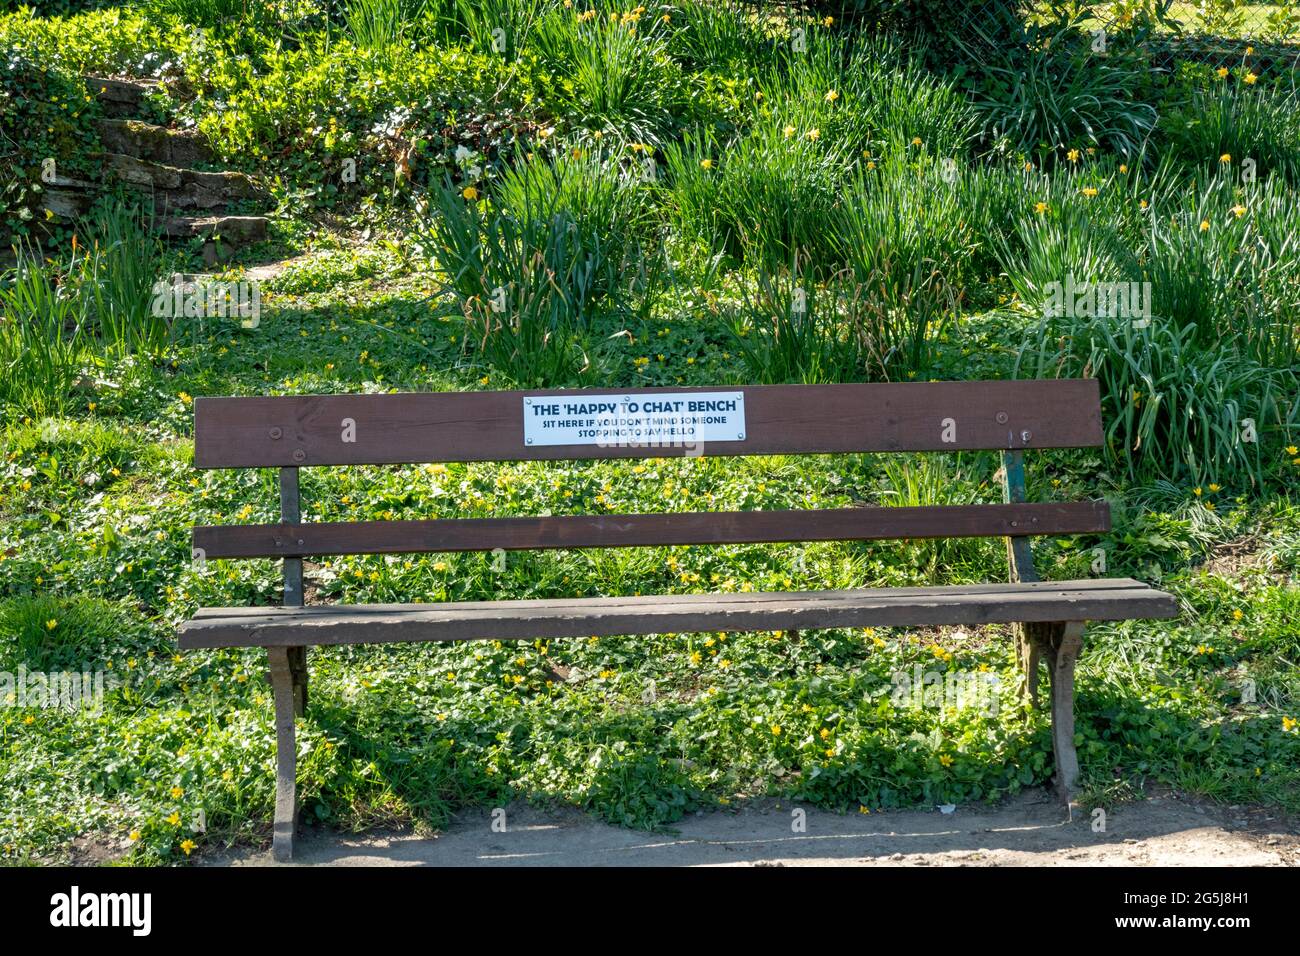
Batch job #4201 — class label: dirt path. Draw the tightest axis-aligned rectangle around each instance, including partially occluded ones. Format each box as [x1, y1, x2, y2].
[205, 791, 1299, 867]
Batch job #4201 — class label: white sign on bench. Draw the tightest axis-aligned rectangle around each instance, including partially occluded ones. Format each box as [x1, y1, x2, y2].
[523, 392, 746, 448]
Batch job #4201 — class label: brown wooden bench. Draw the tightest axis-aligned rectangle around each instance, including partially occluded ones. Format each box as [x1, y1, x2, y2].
[178, 380, 1178, 860]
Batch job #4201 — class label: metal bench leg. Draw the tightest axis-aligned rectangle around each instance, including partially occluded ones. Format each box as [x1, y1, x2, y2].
[1042, 622, 1085, 804]
[268, 647, 299, 861]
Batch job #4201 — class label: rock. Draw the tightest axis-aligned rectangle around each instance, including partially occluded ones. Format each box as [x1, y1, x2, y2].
[85, 75, 161, 118]
[96, 119, 214, 169]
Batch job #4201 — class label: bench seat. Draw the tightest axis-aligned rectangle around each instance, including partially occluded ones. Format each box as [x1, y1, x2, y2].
[179, 578, 1177, 649]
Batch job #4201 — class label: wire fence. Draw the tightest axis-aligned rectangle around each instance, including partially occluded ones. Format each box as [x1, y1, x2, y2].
[1071, 1, 1300, 67]
[777, 1, 1300, 71]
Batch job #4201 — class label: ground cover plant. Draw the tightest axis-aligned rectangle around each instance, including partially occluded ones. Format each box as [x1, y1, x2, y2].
[0, 0, 1297, 865]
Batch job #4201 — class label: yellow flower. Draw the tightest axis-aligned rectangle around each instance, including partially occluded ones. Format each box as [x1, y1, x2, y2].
[1220, 153, 1232, 164]
[1067, 148, 1080, 162]
[1246, 46, 1254, 56]
[1199, 219, 1210, 231]
[805, 128, 820, 141]
[180, 839, 196, 856]
[1193, 486, 1202, 496]
[910, 136, 922, 146]
[783, 125, 796, 139]
[166, 812, 181, 826]
[819, 728, 830, 739]
[1216, 67, 1229, 78]
[770, 724, 781, 736]
[866, 161, 876, 170]
[461, 185, 479, 201]
[1208, 483, 1221, 492]
[1232, 205, 1246, 217]
[699, 158, 714, 170]
[859, 805, 870, 814]
[1035, 201, 1048, 214]
[822, 16, 834, 27]
[1139, 199, 1148, 209]
[1232, 609, 1244, 621]
[45, 619, 57, 630]
[1285, 445, 1299, 456]
[939, 754, 954, 767]
[129, 830, 141, 842]
[170, 786, 184, 799]
[1024, 161, 1034, 171]
[1244, 72, 1258, 85]
[1119, 164, 1128, 173]
[1283, 716, 1297, 732]
[1081, 187, 1098, 197]
[824, 89, 839, 103]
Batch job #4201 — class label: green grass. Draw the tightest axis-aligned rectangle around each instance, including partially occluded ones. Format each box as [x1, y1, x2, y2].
[0, 0, 1297, 866]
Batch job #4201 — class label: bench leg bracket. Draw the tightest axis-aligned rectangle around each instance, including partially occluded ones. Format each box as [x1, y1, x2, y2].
[268, 647, 299, 862]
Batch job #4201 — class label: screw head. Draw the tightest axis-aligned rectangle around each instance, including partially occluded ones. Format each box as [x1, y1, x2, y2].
[269, 427, 282, 440]
[292, 449, 306, 463]
[995, 411, 1009, 425]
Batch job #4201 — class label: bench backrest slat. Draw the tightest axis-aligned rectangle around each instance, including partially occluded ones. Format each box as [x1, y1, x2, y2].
[193, 501, 1111, 559]
[194, 380, 1103, 468]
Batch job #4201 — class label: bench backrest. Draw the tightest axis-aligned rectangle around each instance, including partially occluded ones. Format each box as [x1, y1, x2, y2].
[191, 380, 1109, 570]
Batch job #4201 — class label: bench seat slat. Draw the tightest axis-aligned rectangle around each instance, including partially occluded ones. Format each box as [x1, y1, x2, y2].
[193, 502, 1111, 558]
[178, 579, 1178, 648]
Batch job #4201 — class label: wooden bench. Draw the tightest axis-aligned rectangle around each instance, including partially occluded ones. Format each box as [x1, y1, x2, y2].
[178, 380, 1178, 860]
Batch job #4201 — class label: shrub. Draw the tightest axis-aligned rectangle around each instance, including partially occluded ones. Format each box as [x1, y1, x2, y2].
[725, 254, 957, 384]
[832, 159, 980, 307]
[0, 49, 104, 243]
[665, 0, 774, 71]
[530, 7, 690, 146]
[795, 0, 1022, 68]
[666, 37, 973, 273]
[0, 243, 88, 418]
[1008, 173, 1300, 486]
[665, 121, 852, 272]
[966, 20, 1160, 162]
[179, 35, 538, 198]
[415, 149, 657, 384]
[1162, 81, 1300, 186]
[78, 203, 172, 357]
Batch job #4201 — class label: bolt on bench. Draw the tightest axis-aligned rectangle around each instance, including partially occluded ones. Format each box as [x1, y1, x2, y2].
[178, 380, 1178, 860]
